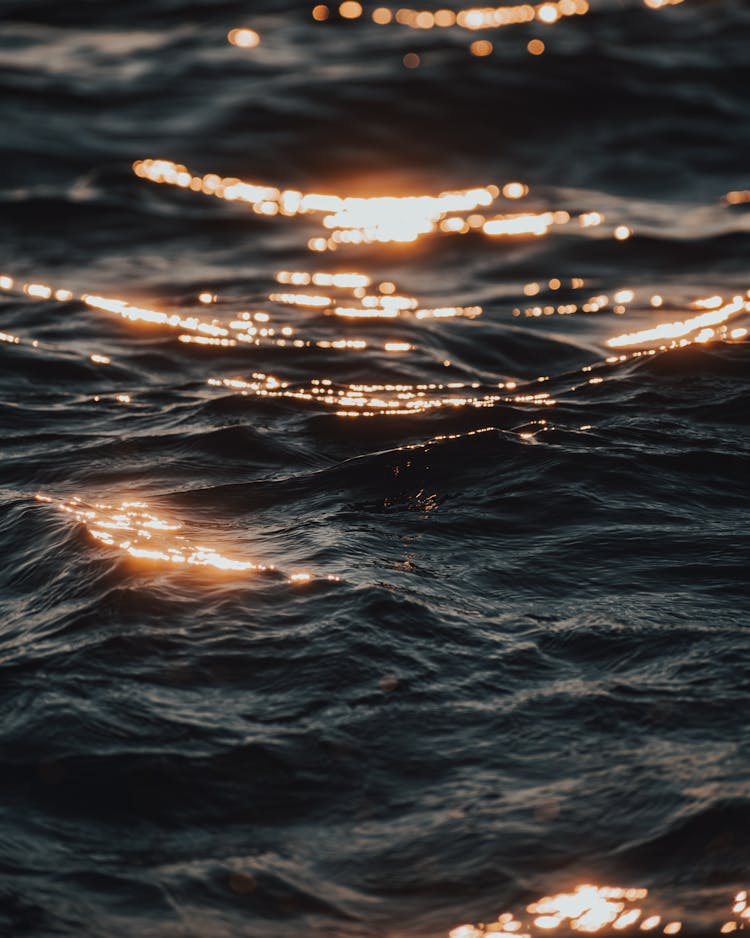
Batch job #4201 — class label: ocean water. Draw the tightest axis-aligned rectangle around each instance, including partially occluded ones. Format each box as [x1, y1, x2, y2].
[1, 1, 749, 936]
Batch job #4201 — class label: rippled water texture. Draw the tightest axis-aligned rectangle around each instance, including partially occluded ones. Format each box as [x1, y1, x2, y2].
[1, 1, 749, 936]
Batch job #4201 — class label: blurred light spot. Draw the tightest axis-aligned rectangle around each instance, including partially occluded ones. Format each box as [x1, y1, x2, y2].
[470, 39, 493, 56]
[339, 1, 363, 18]
[372, 7, 393, 23]
[503, 181, 529, 199]
[227, 28, 260, 48]
[537, 3, 559, 23]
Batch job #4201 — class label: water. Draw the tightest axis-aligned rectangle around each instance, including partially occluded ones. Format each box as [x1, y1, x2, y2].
[1, 1, 749, 936]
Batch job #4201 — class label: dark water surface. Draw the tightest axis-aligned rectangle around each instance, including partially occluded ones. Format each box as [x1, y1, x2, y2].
[1, 1, 749, 936]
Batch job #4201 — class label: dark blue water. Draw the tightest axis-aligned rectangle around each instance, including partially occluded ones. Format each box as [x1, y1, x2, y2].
[1, 1, 749, 936]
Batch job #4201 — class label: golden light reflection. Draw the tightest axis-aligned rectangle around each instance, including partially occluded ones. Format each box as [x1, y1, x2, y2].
[272, 269, 483, 321]
[340, 1, 363, 18]
[5, 270, 747, 368]
[36, 495, 340, 584]
[277, 270, 371, 288]
[723, 190, 750, 206]
[504, 182, 529, 199]
[366, 0, 590, 31]
[447, 884, 750, 938]
[607, 295, 750, 348]
[470, 39, 493, 56]
[1, 273, 387, 354]
[515, 282, 637, 319]
[132, 159, 529, 249]
[208, 373, 555, 417]
[227, 28, 260, 48]
[483, 211, 567, 238]
[36, 495, 265, 573]
[0, 282, 124, 364]
[579, 212, 605, 227]
[132, 160, 610, 253]
[324, 0, 680, 30]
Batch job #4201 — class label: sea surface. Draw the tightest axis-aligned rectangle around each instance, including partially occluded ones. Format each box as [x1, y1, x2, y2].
[1, 1, 749, 936]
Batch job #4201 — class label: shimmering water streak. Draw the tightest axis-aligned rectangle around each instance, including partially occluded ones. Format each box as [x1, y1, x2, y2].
[207, 373, 556, 417]
[276, 270, 372, 288]
[35, 495, 264, 573]
[209, 304, 749, 419]
[448, 885, 747, 938]
[133, 161, 614, 252]
[35, 495, 337, 584]
[0, 325, 114, 367]
[607, 294, 750, 348]
[1, 274, 417, 355]
[482, 210, 572, 238]
[0, 276, 120, 365]
[272, 269, 483, 319]
[315, 0, 590, 30]
[723, 190, 750, 206]
[515, 286, 649, 319]
[5, 273, 746, 364]
[84, 294, 234, 339]
[133, 159, 507, 246]
[315, 0, 682, 30]
[271, 292, 482, 320]
[721, 890, 750, 933]
[0, 272, 250, 341]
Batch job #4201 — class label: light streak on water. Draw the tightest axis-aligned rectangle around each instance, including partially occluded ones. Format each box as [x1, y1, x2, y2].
[133, 158, 505, 248]
[312, 0, 590, 30]
[36, 495, 264, 573]
[482, 211, 570, 238]
[207, 373, 554, 417]
[606, 295, 750, 348]
[133, 160, 613, 252]
[271, 293, 482, 321]
[0, 281, 117, 365]
[272, 270, 482, 320]
[34, 495, 338, 584]
[311, 0, 682, 32]
[83, 294, 232, 339]
[4, 271, 747, 369]
[515, 283, 634, 318]
[205, 284, 750, 420]
[723, 190, 750, 206]
[447, 884, 748, 938]
[0, 273, 412, 355]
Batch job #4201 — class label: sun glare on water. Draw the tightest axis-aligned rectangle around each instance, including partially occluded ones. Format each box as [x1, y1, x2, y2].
[33, 495, 334, 584]
[448, 885, 748, 938]
[35, 495, 264, 573]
